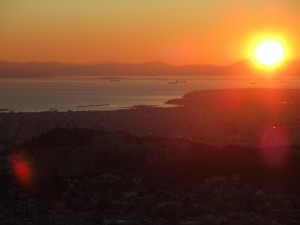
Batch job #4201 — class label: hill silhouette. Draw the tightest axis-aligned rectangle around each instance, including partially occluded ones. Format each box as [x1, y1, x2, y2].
[0, 59, 299, 77]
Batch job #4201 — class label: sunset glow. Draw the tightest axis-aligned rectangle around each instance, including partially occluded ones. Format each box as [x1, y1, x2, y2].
[1, 1, 300, 223]
[1, 1, 299, 65]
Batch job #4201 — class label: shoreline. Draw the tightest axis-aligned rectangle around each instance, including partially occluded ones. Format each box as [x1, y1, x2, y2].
[2, 87, 299, 113]
[1, 88, 300, 148]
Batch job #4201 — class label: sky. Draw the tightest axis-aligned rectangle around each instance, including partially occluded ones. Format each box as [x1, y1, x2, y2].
[1, 0, 300, 65]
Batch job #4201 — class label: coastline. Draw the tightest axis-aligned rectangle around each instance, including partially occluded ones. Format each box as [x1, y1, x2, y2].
[1, 88, 300, 224]
[1, 88, 300, 148]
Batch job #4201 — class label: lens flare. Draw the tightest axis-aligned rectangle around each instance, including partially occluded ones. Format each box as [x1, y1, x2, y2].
[10, 154, 33, 188]
[257, 124, 290, 168]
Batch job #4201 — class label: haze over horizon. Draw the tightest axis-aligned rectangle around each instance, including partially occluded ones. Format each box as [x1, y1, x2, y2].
[2, 2, 300, 224]
[1, 0, 300, 66]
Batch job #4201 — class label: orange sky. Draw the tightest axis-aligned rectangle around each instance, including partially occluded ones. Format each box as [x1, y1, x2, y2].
[0, 0, 299, 65]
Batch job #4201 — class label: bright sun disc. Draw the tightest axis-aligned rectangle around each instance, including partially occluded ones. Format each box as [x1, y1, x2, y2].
[255, 40, 284, 66]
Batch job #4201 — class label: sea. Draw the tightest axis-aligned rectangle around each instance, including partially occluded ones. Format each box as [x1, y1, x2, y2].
[0, 75, 299, 112]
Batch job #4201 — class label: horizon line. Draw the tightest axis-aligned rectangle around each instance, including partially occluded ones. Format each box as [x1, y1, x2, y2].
[1, 58, 298, 68]
[0, 59, 249, 67]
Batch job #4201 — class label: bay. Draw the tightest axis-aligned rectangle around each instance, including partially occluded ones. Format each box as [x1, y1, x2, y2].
[0, 75, 299, 112]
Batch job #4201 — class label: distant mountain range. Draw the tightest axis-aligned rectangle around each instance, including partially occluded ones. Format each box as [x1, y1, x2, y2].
[0, 60, 299, 77]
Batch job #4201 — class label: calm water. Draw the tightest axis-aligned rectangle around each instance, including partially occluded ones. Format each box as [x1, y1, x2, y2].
[1, 75, 300, 112]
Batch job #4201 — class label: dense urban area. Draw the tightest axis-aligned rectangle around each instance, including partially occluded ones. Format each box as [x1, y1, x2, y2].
[1, 88, 300, 224]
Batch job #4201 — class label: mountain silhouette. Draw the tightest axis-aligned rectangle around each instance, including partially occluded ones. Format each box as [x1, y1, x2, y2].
[0, 59, 299, 77]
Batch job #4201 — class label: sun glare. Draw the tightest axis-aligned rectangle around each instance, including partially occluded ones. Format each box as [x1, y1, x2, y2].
[255, 40, 285, 66]
[246, 33, 293, 71]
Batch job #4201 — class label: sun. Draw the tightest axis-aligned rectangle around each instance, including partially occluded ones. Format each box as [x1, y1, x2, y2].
[254, 40, 285, 67]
